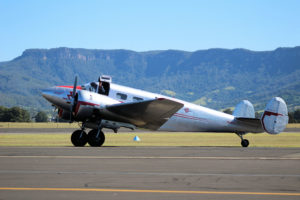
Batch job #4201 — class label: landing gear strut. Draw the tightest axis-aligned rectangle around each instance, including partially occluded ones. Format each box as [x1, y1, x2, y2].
[236, 132, 249, 147]
[71, 123, 88, 147]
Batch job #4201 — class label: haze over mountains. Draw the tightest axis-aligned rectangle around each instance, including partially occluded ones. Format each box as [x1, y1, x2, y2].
[0, 47, 299, 111]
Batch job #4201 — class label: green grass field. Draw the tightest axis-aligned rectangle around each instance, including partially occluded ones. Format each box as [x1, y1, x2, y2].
[0, 122, 79, 128]
[0, 132, 299, 147]
[287, 123, 300, 128]
[0, 122, 299, 147]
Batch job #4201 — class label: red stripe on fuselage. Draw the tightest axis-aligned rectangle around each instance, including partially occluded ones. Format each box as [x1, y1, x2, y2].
[174, 113, 206, 122]
[77, 101, 100, 107]
[57, 86, 82, 90]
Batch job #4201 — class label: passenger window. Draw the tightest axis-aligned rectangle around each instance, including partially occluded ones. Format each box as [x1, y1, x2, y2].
[133, 97, 143, 102]
[116, 93, 127, 100]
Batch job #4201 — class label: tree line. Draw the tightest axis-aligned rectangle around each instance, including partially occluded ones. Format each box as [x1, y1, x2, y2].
[289, 109, 300, 123]
[0, 106, 48, 122]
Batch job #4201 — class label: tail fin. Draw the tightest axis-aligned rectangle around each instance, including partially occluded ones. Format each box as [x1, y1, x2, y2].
[233, 100, 255, 118]
[261, 97, 289, 134]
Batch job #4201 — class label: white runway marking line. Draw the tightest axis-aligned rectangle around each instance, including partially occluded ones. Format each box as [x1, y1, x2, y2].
[0, 187, 300, 196]
[0, 155, 300, 160]
[0, 169, 299, 177]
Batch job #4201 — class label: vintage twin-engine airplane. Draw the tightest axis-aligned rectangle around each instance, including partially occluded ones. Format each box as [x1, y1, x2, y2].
[42, 75, 289, 147]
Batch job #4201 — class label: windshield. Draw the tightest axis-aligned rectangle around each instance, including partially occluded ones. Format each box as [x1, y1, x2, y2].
[81, 82, 98, 93]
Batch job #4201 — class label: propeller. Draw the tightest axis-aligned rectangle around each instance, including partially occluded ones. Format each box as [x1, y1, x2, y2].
[70, 76, 78, 122]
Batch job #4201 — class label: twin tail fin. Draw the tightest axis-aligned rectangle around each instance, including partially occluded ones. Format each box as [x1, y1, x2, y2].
[233, 97, 289, 134]
[261, 97, 289, 134]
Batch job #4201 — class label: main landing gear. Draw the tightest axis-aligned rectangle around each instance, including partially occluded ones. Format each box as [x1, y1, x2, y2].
[236, 132, 249, 148]
[87, 129, 105, 147]
[71, 129, 87, 147]
[71, 122, 105, 147]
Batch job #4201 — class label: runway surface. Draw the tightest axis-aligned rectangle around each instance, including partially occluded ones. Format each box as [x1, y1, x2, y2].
[0, 146, 300, 200]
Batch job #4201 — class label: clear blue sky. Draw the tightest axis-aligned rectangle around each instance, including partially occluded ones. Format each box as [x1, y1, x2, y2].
[1, 0, 300, 61]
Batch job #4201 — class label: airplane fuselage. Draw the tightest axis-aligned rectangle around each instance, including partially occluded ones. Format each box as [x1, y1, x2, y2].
[43, 82, 263, 134]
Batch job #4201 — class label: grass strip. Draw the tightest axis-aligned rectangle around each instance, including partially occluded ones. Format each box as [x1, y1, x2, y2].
[0, 132, 299, 147]
[0, 122, 78, 129]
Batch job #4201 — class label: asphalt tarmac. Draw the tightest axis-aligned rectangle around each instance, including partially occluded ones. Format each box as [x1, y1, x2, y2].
[0, 146, 300, 200]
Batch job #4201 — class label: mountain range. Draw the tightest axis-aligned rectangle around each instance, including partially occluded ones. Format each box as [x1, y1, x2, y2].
[0, 47, 299, 112]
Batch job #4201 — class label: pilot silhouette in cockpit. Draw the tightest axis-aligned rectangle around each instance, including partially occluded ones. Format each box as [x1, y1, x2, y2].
[90, 82, 97, 92]
[98, 77, 106, 95]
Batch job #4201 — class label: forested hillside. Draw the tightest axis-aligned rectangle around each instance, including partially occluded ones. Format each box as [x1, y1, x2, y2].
[0, 47, 299, 111]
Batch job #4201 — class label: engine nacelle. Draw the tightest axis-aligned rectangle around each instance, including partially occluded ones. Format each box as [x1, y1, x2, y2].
[59, 109, 71, 121]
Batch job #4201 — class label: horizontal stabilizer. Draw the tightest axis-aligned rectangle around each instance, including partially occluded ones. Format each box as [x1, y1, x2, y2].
[105, 98, 184, 130]
[235, 117, 261, 125]
[234, 117, 262, 133]
[261, 97, 288, 134]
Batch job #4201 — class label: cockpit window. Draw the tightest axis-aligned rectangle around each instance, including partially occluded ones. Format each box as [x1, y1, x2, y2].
[90, 82, 98, 92]
[81, 82, 110, 96]
[116, 93, 127, 100]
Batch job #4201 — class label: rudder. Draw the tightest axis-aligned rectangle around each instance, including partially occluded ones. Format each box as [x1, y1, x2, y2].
[261, 97, 288, 134]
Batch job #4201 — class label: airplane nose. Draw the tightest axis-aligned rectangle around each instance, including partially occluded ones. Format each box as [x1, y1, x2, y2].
[42, 88, 53, 99]
[42, 87, 70, 110]
[41, 87, 58, 103]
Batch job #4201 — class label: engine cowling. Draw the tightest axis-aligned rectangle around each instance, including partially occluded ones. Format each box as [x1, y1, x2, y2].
[58, 109, 71, 121]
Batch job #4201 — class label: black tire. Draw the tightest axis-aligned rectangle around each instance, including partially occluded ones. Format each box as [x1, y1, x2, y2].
[71, 130, 88, 147]
[88, 129, 105, 147]
[241, 139, 249, 147]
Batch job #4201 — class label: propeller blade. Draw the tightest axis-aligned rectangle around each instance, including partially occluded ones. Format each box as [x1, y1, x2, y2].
[72, 76, 78, 99]
[70, 76, 78, 121]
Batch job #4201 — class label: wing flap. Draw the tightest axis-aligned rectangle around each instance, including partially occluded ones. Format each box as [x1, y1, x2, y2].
[105, 98, 184, 130]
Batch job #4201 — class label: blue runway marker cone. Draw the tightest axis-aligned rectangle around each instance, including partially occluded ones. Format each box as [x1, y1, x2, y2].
[133, 136, 141, 142]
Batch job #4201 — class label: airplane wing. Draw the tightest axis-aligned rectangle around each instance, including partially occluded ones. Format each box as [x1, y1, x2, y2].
[104, 98, 184, 130]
